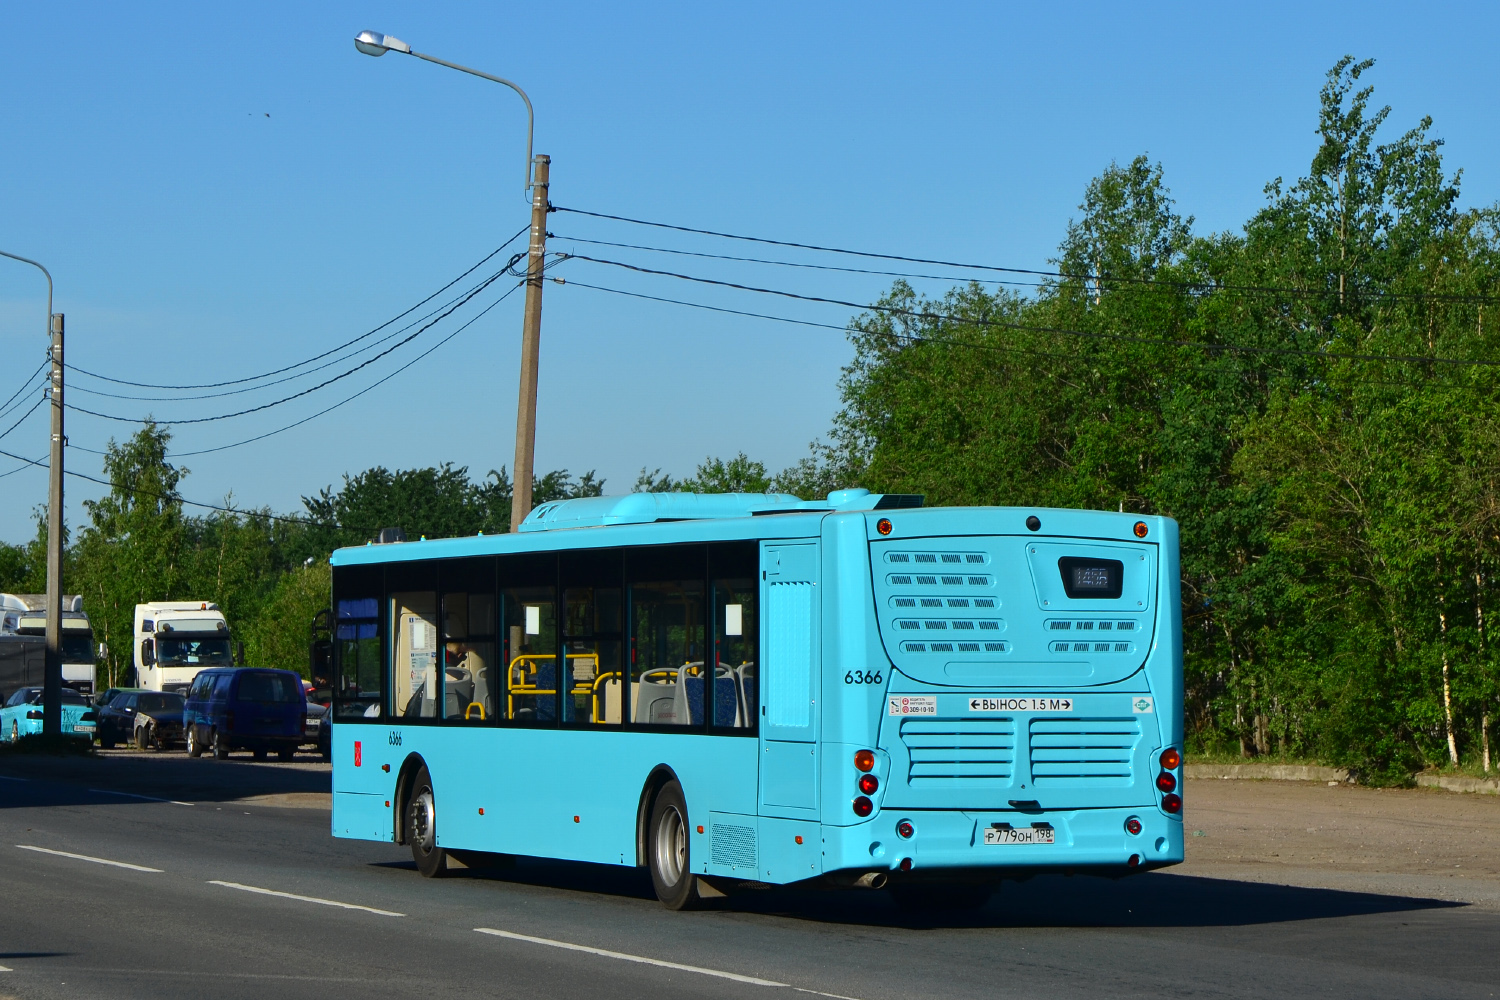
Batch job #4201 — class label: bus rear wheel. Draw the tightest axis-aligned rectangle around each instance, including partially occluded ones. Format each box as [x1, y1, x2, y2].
[406, 765, 447, 878]
[647, 780, 699, 910]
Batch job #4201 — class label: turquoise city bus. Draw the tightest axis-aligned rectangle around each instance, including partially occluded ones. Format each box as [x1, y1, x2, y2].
[328, 489, 1184, 909]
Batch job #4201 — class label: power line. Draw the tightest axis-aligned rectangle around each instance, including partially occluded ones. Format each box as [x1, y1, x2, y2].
[0, 360, 47, 416]
[560, 253, 1500, 371]
[65, 263, 510, 404]
[548, 234, 1049, 290]
[0, 396, 45, 446]
[66, 261, 519, 426]
[172, 279, 525, 457]
[0, 444, 325, 526]
[66, 225, 530, 392]
[553, 205, 1500, 306]
[560, 276, 1498, 395]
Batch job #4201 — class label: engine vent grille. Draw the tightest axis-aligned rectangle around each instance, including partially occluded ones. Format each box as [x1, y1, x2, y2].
[900, 717, 1015, 784]
[711, 823, 757, 870]
[1029, 717, 1140, 786]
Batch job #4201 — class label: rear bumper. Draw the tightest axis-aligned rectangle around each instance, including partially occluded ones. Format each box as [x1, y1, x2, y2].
[821, 805, 1183, 875]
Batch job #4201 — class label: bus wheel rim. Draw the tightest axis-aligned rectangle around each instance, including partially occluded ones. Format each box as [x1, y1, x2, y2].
[411, 789, 436, 852]
[655, 805, 685, 885]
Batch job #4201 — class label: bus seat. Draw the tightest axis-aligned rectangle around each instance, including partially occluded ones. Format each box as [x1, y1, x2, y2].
[634, 671, 677, 724]
[714, 668, 737, 727]
[673, 664, 705, 725]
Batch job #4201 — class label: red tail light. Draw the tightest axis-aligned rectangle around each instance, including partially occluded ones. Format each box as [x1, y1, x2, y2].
[898, 857, 913, 871]
[896, 821, 914, 839]
[852, 796, 873, 817]
[1159, 747, 1181, 769]
[853, 749, 875, 772]
[1127, 853, 1141, 868]
[858, 773, 879, 795]
[225, 710, 236, 731]
[1162, 793, 1182, 814]
[1156, 772, 1177, 792]
[1124, 817, 1142, 835]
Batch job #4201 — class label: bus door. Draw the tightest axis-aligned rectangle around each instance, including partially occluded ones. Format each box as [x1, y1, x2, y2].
[758, 541, 819, 819]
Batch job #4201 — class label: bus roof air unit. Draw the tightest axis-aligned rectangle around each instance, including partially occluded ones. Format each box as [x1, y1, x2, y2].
[518, 489, 923, 532]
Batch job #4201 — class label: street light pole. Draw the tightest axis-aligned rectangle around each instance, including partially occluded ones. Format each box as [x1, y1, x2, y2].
[353, 31, 548, 531]
[0, 249, 64, 738]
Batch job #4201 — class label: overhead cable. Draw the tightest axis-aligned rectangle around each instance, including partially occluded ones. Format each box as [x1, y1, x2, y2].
[553, 205, 1500, 305]
[561, 253, 1500, 370]
[67, 224, 530, 392]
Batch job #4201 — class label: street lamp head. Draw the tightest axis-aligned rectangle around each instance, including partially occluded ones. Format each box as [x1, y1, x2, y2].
[354, 30, 411, 57]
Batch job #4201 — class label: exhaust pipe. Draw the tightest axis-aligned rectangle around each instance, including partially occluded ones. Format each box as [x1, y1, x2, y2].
[852, 872, 888, 889]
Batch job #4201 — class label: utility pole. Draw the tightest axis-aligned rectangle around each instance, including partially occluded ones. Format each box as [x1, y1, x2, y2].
[43, 312, 64, 737]
[510, 154, 549, 531]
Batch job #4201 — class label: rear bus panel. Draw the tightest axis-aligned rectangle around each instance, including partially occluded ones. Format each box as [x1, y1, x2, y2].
[815, 507, 1183, 880]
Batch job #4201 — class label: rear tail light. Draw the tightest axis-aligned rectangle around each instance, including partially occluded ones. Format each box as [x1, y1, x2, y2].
[857, 773, 879, 795]
[1159, 747, 1181, 769]
[853, 749, 875, 772]
[226, 710, 236, 731]
[1162, 793, 1182, 814]
[1127, 854, 1141, 868]
[898, 857, 913, 872]
[1124, 817, 1142, 835]
[896, 821, 914, 839]
[1156, 772, 1177, 792]
[852, 796, 873, 817]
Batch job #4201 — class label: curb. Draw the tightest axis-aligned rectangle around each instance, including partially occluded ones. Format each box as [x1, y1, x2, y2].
[1415, 774, 1500, 795]
[1185, 763, 1350, 783]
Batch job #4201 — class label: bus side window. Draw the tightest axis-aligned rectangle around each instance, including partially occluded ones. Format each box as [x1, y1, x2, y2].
[561, 548, 623, 726]
[500, 551, 560, 725]
[332, 565, 383, 721]
[710, 541, 758, 730]
[628, 545, 707, 728]
[442, 589, 496, 724]
[391, 592, 439, 719]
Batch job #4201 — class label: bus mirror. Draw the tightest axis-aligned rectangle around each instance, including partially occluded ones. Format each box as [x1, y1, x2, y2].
[310, 639, 333, 687]
[140, 638, 155, 666]
[97, 641, 108, 661]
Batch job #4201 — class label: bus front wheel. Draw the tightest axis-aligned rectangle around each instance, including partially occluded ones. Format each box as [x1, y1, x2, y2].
[647, 780, 700, 910]
[407, 765, 447, 878]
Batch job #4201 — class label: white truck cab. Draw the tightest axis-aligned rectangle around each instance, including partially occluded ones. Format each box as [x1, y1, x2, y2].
[134, 602, 235, 693]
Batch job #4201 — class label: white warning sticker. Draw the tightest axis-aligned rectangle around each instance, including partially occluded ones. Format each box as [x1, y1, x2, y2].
[968, 697, 1073, 713]
[888, 695, 938, 716]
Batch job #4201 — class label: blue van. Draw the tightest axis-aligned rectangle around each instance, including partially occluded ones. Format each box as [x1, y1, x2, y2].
[183, 668, 307, 760]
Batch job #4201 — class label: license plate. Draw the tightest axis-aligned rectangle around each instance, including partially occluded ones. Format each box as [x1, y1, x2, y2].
[984, 826, 1054, 845]
[73, 724, 95, 733]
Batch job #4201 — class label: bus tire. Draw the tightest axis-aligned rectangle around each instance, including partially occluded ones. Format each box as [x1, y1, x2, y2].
[406, 765, 447, 878]
[186, 725, 201, 758]
[647, 780, 699, 910]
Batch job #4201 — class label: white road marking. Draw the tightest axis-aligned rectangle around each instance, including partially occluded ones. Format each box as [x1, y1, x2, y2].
[16, 844, 163, 873]
[0, 963, 11, 971]
[88, 787, 193, 806]
[474, 928, 787, 987]
[208, 881, 404, 917]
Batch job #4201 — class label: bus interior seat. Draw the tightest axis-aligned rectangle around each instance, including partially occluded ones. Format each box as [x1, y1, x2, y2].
[634, 668, 677, 724]
[735, 663, 757, 726]
[672, 663, 740, 726]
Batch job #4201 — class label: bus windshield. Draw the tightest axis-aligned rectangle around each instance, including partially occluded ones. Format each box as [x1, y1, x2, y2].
[157, 637, 234, 667]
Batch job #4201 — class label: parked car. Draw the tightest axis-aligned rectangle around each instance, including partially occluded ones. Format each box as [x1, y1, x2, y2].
[2, 686, 96, 743]
[302, 700, 330, 760]
[96, 690, 149, 748]
[132, 691, 186, 751]
[93, 686, 143, 710]
[184, 667, 306, 761]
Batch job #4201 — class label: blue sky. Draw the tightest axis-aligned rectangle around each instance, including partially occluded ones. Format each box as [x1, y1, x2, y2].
[1, 2, 1497, 543]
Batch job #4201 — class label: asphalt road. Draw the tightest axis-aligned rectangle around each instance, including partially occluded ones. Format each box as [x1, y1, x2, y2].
[1, 753, 1498, 999]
